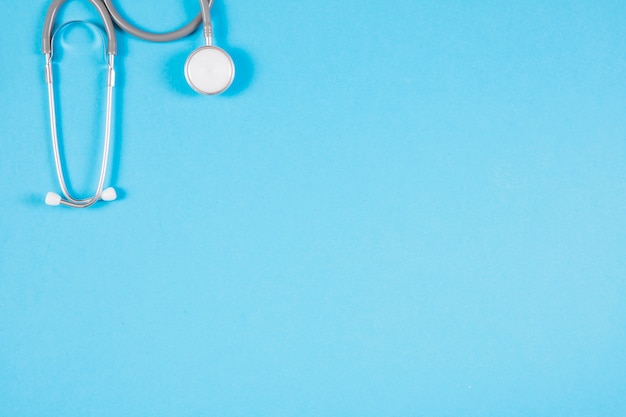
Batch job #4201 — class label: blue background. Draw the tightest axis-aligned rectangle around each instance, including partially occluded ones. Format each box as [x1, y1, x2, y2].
[2, 0, 626, 415]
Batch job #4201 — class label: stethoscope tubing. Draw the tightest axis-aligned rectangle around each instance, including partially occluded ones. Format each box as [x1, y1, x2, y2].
[102, 0, 213, 43]
[42, 0, 214, 55]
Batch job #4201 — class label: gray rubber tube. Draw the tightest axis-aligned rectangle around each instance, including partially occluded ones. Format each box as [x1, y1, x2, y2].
[42, 0, 117, 54]
[101, 0, 212, 43]
[42, 0, 215, 53]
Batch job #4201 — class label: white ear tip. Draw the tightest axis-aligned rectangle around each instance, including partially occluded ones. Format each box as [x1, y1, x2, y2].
[101, 187, 117, 201]
[45, 192, 61, 206]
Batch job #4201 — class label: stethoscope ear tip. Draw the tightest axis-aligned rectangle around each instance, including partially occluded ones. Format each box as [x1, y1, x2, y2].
[45, 192, 62, 206]
[101, 187, 117, 202]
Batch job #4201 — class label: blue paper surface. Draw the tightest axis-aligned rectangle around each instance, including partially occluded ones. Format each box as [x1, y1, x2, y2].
[1, 1, 626, 415]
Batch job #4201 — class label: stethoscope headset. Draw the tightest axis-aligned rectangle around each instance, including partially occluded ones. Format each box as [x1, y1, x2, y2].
[42, 0, 234, 208]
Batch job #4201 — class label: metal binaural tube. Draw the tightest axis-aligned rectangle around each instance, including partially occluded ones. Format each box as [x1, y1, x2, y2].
[46, 53, 116, 208]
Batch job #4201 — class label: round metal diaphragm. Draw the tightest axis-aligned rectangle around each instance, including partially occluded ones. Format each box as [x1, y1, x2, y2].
[185, 46, 234, 95]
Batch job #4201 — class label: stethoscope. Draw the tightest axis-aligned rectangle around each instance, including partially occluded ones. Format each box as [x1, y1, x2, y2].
[42, 0, 234, 208]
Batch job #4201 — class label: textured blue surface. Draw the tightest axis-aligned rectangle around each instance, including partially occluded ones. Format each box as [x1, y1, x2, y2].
[1, 1, 626, 415]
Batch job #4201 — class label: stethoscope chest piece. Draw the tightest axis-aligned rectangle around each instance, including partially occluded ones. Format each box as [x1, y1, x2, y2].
[185, 46, 234, 95]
